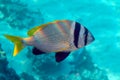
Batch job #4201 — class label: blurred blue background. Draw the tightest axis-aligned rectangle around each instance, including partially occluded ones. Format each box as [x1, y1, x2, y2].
[0, 0, 120, 80]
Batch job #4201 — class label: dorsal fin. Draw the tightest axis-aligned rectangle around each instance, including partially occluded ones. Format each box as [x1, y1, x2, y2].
[27, 21, 60, 36]
[27, 26, 40, 36]
[27, 24, 49, 36]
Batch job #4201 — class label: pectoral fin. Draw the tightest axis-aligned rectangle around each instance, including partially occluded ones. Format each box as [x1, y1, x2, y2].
[55, 52, 70, 62]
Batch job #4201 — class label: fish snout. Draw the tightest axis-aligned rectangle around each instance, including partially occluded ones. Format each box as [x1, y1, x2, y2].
[85, 31, 95, 45]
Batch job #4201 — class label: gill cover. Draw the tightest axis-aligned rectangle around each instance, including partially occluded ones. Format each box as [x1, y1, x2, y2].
[4, 34, 24, 56]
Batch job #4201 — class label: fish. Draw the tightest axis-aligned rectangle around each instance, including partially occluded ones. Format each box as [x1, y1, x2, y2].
[4, 20, 95, 62]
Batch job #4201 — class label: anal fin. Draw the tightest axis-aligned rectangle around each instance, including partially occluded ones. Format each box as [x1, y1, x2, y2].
[55, 52, 70, 62]
[32, 47, 46, 55]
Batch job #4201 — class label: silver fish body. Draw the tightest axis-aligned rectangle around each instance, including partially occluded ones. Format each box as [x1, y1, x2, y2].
[4, 20, 95, 62]
[24, 20, 95, 53]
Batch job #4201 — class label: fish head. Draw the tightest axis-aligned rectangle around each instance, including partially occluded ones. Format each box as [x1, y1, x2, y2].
[84, 28, 95, 46]
[76, 24, 95, 48]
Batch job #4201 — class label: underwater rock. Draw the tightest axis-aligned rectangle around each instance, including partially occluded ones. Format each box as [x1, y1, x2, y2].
[4, 68, 20, 80]
[0, 43, 20, 80]
[0, 57, 8, 73]
[20, 72, 36, 80]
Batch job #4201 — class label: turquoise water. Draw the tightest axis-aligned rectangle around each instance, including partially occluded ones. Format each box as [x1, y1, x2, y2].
[0, 0, 120, 80]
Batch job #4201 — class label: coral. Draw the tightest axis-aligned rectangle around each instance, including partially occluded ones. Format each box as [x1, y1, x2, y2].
[69, 48, 109, 80]
[31, 54, 58, 75]
[25, 47, 109, 80]
[0, 0, 44, 29]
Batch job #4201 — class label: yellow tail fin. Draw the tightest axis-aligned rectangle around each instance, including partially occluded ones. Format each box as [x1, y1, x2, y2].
[4, 34, 25, 56]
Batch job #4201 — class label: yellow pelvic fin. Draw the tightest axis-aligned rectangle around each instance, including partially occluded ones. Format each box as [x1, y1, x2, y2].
[4, 34, 24, 56]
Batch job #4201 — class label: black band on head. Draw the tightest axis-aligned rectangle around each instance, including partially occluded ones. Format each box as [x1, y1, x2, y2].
[74, 22, 81, 48]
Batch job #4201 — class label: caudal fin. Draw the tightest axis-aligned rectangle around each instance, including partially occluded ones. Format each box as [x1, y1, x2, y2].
[4, 34, 25, 56]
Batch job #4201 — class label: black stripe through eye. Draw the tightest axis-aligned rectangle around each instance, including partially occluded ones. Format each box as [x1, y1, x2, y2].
[74, 22, 81, 48]
[84, 28, 88, 45]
